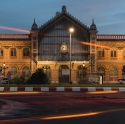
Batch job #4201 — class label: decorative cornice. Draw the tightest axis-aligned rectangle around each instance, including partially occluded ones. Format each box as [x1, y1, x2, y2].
[17, 46, 23, 49]
[4, 46, 11, 49]
[97, 41, 125, 50]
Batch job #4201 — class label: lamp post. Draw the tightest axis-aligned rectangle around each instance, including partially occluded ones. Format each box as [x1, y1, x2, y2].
[88, 55, 93, 74]
[69, 27, 74, 84]
[3, 63, 8, 77]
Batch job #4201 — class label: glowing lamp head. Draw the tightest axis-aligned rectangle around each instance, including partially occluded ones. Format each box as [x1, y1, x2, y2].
[83, 61, 85, 67]
[69, 28, 74, 33]
[3, 63, 5, 67]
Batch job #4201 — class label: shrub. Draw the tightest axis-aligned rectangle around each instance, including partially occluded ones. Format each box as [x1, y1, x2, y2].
[9, 77, 21, 84]
[27, 68, 49, 84]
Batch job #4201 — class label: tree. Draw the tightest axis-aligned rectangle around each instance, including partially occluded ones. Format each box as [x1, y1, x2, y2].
[27, 68, 49, 84]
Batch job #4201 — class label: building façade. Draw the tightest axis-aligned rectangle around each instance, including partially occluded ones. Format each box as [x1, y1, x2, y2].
[0, 5, 125, 83]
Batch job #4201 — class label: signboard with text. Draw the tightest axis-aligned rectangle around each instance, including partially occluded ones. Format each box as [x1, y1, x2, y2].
[62, 69, 70, 75]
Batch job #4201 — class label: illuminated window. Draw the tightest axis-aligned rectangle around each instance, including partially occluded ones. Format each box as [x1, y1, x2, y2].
[22, 66, 31, 78]
[110, 66, 117, 77]
[98, 49, 104, 57]
[0, 49, 3, 56]
[23, 48, 29, 56]
[11, 48, 16, 56]
[111, 50, 116, 57]
[10, 66, 17, 77]
[98, 67, 105, 76]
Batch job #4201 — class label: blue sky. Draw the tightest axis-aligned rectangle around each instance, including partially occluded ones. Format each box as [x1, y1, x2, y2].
[0, 0, 125, 34]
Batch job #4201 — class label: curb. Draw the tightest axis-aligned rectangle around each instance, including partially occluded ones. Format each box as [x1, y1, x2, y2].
[0, 87, 125, 92]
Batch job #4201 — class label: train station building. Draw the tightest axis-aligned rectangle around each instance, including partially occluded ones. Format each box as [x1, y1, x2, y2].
[0, 5, 125, 83]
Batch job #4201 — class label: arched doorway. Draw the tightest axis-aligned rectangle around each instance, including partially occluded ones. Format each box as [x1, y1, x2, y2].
[59, 65, 69, 83]
[42, 65, 51, 81]
[77, 65, 87, 83]
[97, 66, 105, 81]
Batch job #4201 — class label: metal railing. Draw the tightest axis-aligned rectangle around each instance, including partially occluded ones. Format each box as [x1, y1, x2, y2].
[97, 34, 125, 40]
[0, 34, 30, 39]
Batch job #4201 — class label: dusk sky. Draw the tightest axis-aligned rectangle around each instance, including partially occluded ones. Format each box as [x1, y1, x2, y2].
[0, 0, 125, 34]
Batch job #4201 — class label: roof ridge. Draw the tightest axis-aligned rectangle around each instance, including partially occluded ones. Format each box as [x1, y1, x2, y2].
[39, 6, 90, 31]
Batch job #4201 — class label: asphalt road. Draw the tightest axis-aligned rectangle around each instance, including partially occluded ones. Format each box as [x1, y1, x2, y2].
[0, 91, 125, 124]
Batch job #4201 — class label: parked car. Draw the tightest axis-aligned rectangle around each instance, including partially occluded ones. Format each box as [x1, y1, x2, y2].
[117, 79, 125, 84]
[0, 77, 9, 84]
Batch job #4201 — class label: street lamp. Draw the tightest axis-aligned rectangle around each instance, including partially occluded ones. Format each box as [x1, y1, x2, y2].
[83, 61, 85, 67]
[3, 63, 8, 77]
[69, 27, 74, 84]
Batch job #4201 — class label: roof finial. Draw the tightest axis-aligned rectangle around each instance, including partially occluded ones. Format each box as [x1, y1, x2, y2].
[31, 18, 38, 31]
[92, 18, 94, 24]
[62, 5, 67, 13]
[90, 18, 98, 33]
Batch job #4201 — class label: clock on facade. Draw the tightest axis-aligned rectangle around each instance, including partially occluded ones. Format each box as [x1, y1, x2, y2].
[60, 43, 68, 53]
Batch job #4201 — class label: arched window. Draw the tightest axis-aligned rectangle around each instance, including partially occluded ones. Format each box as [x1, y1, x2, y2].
[110, 66, 117, 77]
[23, 48, 29, 56]
[98, 67, 105, 76]
[0, 48, 3, 56]
[10, 66, 17, 77]
[11, 48, 16, 56]
[98, 49, 104, 57]
[22, 66, 31, 78]
[111, 50, 117, 57]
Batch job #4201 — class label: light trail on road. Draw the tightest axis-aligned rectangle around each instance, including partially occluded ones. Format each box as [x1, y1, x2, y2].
[0, 92, 42, 95]
[42, 112, 101, 120]
[0, 108, 125, 123]
[0, 92, 125, 123]
[42, 108, 125, 120]
[87, 91, 118, 94]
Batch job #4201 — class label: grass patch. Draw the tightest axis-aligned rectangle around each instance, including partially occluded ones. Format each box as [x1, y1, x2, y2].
[0, 83, 125, 87]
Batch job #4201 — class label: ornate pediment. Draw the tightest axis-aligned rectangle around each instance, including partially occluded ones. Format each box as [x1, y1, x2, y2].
[117, 46, 124, 50]
[39, 6, 89, 33]
[116, 42, 125, 49]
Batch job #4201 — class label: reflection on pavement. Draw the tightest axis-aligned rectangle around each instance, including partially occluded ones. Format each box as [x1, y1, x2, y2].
[0, 99, 28, 117]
